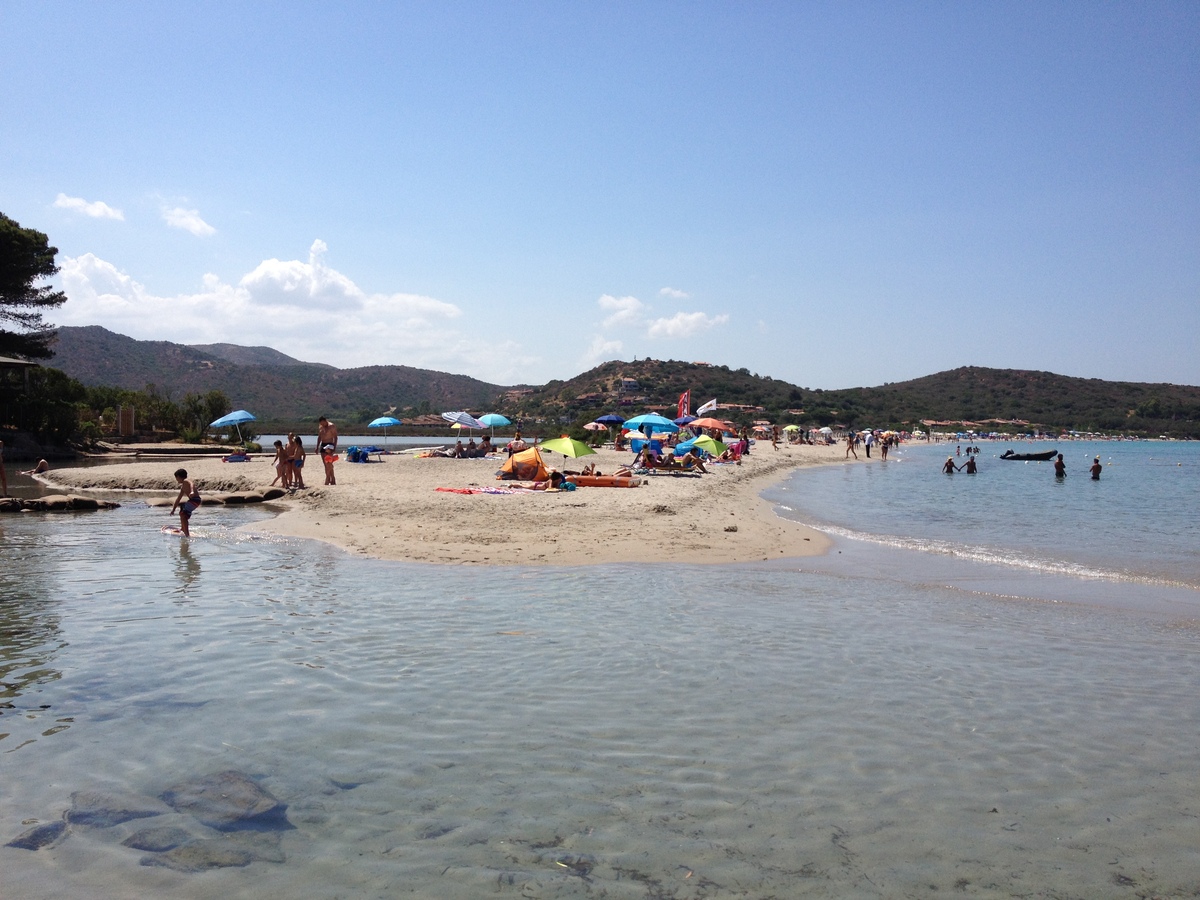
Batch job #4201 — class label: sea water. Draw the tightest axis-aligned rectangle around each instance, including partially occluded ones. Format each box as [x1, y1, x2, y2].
[1, 442, 1198, 898]
[765, 440, 1200, 613]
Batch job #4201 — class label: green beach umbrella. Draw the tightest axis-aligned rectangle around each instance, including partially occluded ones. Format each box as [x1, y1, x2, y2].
[691, 434, 727, 456]
[539, 436, 596, 468]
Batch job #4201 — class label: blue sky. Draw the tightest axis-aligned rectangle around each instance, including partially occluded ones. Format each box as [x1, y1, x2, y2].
[2, 2, 1196, 388]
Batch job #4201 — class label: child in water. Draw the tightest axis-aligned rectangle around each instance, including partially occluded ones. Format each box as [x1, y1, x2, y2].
[169, 468, 201, 536]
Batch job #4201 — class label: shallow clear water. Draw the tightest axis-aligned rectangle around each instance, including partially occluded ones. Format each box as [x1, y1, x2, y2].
[2, 450, 1199, 897]
[767, 441, 1200, 613]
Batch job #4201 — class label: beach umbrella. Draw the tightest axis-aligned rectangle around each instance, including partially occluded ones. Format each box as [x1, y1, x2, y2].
[691, 434, 727, 457]
[594, 414, 625, 426]
[539, 436, 596, 469]
[623, 413, 679, 438]
[209, 409, 256, 445]
[782, 424, 801, 432]
[582, 422, 607, 431]
[368, 415, 402, 446]
[441, 410, 487, 434]
[477, 412, 511, 437]
[690, 416, 732, 432]
[674, 414, 696, 425]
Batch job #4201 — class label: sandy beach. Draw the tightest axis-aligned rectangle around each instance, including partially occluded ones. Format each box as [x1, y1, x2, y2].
[43, 442, 848, 565]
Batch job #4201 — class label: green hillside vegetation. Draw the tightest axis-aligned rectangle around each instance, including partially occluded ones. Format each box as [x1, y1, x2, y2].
[512, 359, 1200, 438]
[21, 329, 1199, 444]
[190, 342, 332, 369]
[51, 326, 511, 426]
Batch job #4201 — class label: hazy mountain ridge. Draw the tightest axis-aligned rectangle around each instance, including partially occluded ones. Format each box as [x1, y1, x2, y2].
[189, 342, 330, 369]
[47, 327, 1200, 435]
[512, 359, 1200, 435]
[51, 326, 511, 421]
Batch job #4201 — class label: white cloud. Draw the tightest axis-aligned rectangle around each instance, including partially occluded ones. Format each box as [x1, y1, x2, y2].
[659, 286, 689, 299]
[57, 244, 534, 381]
[54, 193, 124, 220]
[163, 206, 216, 237]
[597, 294, 645, 328]
[583, 335, 624, 366]
[240, 239, 365, 309]
[646, 311, 729, 339]
[594, 292, 728, 344]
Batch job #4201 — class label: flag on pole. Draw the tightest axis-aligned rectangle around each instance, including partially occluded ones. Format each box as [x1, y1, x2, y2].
[696, 397, 717, 415]
[677, 390, 691, 419]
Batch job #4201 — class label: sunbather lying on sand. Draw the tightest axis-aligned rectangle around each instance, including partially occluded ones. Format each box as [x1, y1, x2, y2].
[530, 472, 567, 490]
[635, 448, 707, 473]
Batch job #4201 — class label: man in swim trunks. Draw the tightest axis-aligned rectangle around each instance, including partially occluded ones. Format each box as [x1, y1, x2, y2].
[1090, 457, 1102, 480]
[170, 468, 201, 536]
[317, 416, 338, 452]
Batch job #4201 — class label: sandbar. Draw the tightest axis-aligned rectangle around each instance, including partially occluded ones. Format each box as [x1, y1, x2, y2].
[43, 443, 852, 566]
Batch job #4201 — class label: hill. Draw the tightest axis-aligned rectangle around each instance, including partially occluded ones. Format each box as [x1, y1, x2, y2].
[509, 359, 1200, 437]
[190, 342, 330, 368]
[46, 329, 1199, 436]
[50, 326, 512, 425]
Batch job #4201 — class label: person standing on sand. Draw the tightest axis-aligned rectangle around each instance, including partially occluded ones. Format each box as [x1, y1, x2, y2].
[270, 440, 291, 488]
[322, 443, 337, 485]
[1054, 453, 1066, 479]
[1090, 457, 1102, 480]
[288, 433, 307, 489]
[845, 433, 858, 460]
[317, 417, 338, 452]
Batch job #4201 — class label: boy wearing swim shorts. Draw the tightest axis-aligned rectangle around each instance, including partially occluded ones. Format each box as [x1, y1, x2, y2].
[170, 468, 202, 536]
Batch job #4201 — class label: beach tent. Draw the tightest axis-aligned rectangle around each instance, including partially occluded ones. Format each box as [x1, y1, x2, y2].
[497, 447, 550, 481]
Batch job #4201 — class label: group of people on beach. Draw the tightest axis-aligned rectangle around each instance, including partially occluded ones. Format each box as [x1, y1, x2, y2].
[430, 435, 494, 458]
[268, 416, 341, 491]
[632, 444, 709, 473]
[270, 434, 308, 490]
[844, 430, 897, 461]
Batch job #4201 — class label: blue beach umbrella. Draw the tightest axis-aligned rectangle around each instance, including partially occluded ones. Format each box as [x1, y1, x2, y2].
[368, 415, 402, 446]
[594, 414, 625, 425]
[209, 409, 256, 445]
[623, 413, 679, 438]
[477, 413, 511, 437]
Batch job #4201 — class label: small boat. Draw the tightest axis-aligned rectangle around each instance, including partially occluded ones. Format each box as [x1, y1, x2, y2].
[999, 448, 1057, 461]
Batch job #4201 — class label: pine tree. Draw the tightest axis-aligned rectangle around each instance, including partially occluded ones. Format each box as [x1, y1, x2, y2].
[0, 212, 68, 359]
